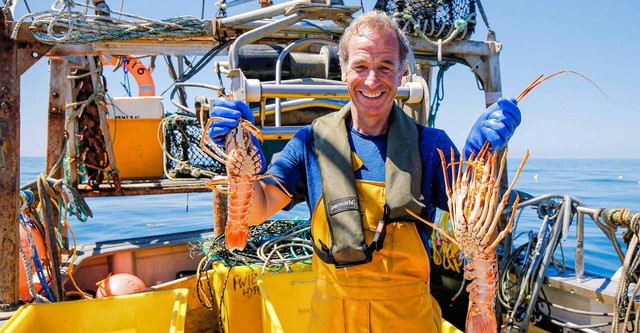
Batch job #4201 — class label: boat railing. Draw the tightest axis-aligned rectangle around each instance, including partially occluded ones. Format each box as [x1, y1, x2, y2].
[500, 192, 640, 331]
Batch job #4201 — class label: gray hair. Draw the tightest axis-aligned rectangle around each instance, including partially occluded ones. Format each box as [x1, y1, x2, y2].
[338, 10, 411, 78]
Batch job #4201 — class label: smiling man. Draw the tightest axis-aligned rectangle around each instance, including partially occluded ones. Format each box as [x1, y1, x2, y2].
[207, 10, 521, 332]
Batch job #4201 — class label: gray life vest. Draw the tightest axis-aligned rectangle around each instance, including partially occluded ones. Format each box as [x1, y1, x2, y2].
[311, 102, 425, 267]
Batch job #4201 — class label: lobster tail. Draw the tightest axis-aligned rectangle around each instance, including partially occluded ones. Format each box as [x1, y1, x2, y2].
[225, 223, 250, 251]
[465, 256, 499, 333]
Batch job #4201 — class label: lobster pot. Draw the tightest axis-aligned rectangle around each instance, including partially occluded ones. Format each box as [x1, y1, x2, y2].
[375, 0, 476, 41]
[211, 261, 314, 333]
[161, 116, 225, 178]
[106, 96, 164, 179]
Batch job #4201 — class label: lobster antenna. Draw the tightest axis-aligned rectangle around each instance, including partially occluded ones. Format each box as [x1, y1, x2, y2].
[516, 70, 609, 103]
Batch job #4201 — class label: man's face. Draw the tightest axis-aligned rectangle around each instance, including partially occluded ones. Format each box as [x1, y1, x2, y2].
[342, 27, 404, 120]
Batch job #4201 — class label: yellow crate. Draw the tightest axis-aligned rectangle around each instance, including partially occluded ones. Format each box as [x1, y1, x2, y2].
[259, 267, 315, 333]
[0, 288, 188, 333]
[211, 262, 313, 333]
[210, 262, 463, 333]
[107, 118, 163, 179]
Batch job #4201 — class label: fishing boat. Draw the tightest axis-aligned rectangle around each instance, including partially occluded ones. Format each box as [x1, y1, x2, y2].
[1, 0, 638, 332]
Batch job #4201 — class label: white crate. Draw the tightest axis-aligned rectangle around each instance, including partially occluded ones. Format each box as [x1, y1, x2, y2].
[107, 96, 164, 119]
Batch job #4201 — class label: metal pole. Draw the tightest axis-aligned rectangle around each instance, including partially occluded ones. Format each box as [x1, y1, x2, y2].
[0, 13, 20, 307]
[47, 59, 69, 178]
[217, 0, 311, 28]
[0, 18, 51, 307]
[256, 84, 413, 100]
[46, 59, 69, 248]
[228, 12, 306, 70]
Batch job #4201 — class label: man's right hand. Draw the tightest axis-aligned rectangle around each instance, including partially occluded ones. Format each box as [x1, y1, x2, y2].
[207, 97, 255, 146]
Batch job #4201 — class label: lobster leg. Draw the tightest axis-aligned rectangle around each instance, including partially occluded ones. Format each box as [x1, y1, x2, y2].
[204, 177, 233, 195]
[200, 117, 232, 164]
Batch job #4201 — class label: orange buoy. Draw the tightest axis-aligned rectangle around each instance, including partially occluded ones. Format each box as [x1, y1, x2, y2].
[96, 273, 147, 298]
[18, 222, 47, 302]
[101, 55, 156, 96]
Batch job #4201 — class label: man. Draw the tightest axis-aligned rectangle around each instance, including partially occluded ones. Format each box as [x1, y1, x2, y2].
[208, 10, 520, 332]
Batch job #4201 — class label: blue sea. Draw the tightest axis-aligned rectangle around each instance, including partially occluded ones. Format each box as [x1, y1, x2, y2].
[19, 157, 640, 277]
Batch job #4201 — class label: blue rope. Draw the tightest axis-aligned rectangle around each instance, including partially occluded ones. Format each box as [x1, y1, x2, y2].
[20, 215, 55, 302]
[32, 248, 55, 302]
[120, 58, 133, 97]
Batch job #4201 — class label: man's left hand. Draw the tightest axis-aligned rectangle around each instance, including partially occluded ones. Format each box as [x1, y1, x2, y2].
[464, 97, 521, 158]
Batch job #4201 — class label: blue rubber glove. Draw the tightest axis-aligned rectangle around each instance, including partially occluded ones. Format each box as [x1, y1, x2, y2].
[207, 97, 266, 171]
[464, 97, 521, 159]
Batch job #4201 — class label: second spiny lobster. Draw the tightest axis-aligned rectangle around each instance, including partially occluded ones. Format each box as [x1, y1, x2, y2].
[407, 143, 529, 333]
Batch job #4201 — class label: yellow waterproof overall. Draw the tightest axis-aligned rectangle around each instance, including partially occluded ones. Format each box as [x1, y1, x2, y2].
[308, 180, 443, 332]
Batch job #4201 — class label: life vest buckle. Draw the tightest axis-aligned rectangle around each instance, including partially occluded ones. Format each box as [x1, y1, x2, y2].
[370, 204, 390, 252]
[312, 204, 392, 268]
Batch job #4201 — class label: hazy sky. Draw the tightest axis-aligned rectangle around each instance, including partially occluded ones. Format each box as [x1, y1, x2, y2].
[14, 0, 640, 159]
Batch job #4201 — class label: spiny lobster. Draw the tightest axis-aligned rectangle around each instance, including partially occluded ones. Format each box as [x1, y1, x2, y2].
[407, 143, 529, 333]
[201, 116, 290, 251]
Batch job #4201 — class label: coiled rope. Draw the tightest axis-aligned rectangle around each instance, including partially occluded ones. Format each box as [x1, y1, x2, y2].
[12, 0, 205, 44]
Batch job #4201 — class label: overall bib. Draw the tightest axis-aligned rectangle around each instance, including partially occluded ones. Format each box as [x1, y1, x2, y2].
[308, 180, 442, 332]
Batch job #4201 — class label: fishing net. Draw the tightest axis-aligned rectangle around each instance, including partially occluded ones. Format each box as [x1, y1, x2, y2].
[375, 0, 476, 42]
[161, 115, 225, 179]
[198, 219, 313, 271]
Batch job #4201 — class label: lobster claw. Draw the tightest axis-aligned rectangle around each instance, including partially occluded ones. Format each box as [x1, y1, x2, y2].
[239, 119, 264, 143]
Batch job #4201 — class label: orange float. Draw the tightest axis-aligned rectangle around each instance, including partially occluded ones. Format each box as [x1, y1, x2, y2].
[101, 55, 155, 96]
[18, 222, 47, 302]
[96, 273, 147, 298]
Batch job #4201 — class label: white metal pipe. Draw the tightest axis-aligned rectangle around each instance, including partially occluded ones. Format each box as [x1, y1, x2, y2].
[217, 0, 311, 28]
[275, 38, 338, 126]
[246, 83, 418, 102]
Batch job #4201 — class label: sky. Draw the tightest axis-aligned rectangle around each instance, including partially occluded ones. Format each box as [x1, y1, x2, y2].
[13, 0, 640, 159]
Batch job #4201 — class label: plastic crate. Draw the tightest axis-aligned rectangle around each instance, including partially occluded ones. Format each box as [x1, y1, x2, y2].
[0, 288, 188, 333]
[211, 262, 313, 333]
[106, 96, 164, 179]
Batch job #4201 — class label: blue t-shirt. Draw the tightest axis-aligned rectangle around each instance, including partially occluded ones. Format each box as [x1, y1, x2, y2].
[265, 121, 459, 222]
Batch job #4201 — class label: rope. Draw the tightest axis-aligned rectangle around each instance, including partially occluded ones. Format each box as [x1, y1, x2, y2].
[201, 219, 312, 271]
[612, 213, 640, 332]
[431, 211, 463, 274]
[12, 1, 205, 44]
[17, 221, 52, 303]
[18, 189, 57, 303]
[428, 62, 453, 127]
[592, 208, 626, 264]
[474, 0, 492, 36]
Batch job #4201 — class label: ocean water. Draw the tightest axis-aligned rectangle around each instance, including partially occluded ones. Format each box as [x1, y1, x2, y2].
[19, 157, 640, 277]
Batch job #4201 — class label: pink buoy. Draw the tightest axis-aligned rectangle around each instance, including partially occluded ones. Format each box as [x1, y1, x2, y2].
[96, 273, 147, 298]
